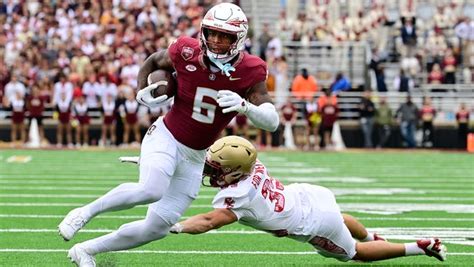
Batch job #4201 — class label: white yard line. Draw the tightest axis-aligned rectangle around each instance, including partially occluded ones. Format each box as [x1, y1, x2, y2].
[3, 202, 474, 214]
[1, 228, 474, 246]
[0, 248, 472, 256]
[1, 214, 473, 222]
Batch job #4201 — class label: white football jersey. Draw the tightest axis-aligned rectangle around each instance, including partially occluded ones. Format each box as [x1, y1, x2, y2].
[212, 161, 304, 235]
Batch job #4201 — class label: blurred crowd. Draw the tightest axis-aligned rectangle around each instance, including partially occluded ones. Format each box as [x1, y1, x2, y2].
[0, 0, 213, 147]
[0, 0, 472, 150]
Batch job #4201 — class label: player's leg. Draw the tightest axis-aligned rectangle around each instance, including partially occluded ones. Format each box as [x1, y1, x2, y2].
[342, 213, 385, 242]
[70, 151, 204, 263]
[59, 119, 177, 241]
[353, 238, 446, 262]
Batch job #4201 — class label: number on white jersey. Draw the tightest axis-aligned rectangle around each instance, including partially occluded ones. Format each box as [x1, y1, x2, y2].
[261, 177, 285, 212]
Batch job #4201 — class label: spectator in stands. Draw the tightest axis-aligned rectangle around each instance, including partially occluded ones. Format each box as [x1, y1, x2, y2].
[420, 97, 436, 148]
[320, 89, 339, 149]
[330, 72, 351, 94]
[280, 97, 297, 149]
[400, 17, 417, 58]
[369, 50, 387, 92]
[396, 95, 419, 148]
[73, 94, 90, 147]
[359, 90, 376, 148]
[291, 68, 318, 101]
[375, 97, 393, 148]
[428, 63, 443, 84]
[456, 103, 470, 149]
[122, 91, 140, 147]
[442, 47, 457, 84]
[9, 91, 26, 145]
[100, 94, 116, 147]
[393, 69, 414, 92]
[258, 23, 272, 61]
[27, 85, 47, 145]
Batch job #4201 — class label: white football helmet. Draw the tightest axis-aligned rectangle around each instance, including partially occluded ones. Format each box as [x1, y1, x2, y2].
[203, 135, 257, 187]
[200, 3, 248, 63]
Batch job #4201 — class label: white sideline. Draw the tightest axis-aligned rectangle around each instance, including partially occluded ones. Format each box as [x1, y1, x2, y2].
[0, 248, 472, 256]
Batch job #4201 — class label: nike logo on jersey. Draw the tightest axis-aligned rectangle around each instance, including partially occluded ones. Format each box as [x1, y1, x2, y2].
[229, 77, 241, 81]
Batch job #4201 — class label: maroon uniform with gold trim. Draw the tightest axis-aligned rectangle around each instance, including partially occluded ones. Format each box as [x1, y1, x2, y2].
[164, 36, 267, 150]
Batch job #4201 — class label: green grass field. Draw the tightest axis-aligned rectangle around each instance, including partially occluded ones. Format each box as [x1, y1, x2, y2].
[1, 149, 473, 266]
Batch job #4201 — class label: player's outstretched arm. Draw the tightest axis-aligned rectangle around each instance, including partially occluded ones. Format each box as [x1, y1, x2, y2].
[170, 209, 237, 235]
[217, 81, 279, 132]
[137, 50, 175, 90]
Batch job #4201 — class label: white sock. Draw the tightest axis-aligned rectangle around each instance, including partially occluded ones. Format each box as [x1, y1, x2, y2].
[404, 243, 425, 256]
[361, 232, 374, 242]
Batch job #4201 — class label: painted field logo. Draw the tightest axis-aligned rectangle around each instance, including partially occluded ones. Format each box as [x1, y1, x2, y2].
[6, 156, 32, 163]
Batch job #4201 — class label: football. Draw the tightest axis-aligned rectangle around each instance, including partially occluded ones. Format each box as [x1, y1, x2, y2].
[147, 70, 177, 98]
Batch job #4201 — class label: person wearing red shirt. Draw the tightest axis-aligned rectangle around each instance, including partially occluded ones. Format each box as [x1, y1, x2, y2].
[72, 94, 90, 147]
[27, 85, 46, 145]
[320, 94, 339, 149]
[420, 97, 436, 147]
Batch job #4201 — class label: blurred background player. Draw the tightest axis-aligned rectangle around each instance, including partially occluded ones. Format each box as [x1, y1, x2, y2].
[100, 94, 116, 147]
[72, 94, 90, 147]
[59, 3, 280, 266]
[56, 92, 73, 148]
[169, 135, 447, 263]
[121, 91, 140, 147]
[27, 84, 47, 145]
[9, 91, 26, 146]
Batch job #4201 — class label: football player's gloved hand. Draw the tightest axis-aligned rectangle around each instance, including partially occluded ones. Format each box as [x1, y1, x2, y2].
[217, 90, 248, 114]
[136, 82, 168, 108]
[169, 223, 183, 234]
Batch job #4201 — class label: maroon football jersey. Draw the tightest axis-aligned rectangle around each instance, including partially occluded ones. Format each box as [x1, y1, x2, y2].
[164, 36, 267, 149]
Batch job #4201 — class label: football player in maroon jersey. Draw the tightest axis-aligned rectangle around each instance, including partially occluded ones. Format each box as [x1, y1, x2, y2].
[60, 3, 280, 265]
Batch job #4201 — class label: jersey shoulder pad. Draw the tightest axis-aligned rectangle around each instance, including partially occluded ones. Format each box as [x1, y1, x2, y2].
[168, 36, 200, 64]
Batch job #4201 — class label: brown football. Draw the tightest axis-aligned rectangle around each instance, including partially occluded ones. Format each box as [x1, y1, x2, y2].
[147, 70, 177, 98]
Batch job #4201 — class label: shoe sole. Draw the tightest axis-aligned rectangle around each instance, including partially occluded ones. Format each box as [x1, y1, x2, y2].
[58, 225, 71, 241]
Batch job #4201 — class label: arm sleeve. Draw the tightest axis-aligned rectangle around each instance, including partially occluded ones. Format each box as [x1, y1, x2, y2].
[244, 102, 280, 132]
[212, 192, 249, 220]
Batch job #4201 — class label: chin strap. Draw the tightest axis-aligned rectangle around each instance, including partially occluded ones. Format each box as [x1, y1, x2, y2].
[208, 56, 235, 77]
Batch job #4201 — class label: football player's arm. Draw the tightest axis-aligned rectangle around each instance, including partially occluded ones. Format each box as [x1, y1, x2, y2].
[170, 208, 237, 235]
[217, 81, 280, 132]
[137, 50, 175, 90]
[136, 50, 175, 107]
[244, 81, 280, 132]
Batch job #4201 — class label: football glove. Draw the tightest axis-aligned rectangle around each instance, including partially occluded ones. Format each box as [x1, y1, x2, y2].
[216, 90, 248, 114]
[136, 82, 168, 108]
[169, 223, 183, 234]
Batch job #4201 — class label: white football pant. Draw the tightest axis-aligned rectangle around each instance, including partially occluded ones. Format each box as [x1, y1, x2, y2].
[82, 117, 205, 254]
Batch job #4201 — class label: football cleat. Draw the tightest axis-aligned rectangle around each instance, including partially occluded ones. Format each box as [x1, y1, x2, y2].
[417, 238, 447, 261]
[58, 208, 88, 241]
[373, 233, 387, 241]
[68, 244, 96, 267]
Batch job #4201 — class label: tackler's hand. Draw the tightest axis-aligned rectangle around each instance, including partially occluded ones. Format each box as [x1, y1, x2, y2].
[136, 82, 168, 108]
[216, 90, 248, 114]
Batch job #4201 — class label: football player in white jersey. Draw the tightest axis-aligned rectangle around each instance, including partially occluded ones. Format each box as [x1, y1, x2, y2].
[169, 136, 447, 263]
